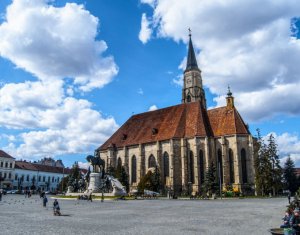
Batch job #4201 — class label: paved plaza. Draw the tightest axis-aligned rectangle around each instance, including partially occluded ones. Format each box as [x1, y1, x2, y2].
[0, 195, 286, 235]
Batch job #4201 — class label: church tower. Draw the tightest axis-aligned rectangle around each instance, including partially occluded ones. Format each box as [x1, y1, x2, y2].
[182, 31, 207, 109]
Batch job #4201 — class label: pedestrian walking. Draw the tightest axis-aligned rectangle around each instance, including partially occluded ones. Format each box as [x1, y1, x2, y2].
[89, 193, 93, 202]
[288, 191, 291, 204]
[43, 196, 48, 207]
[101, 192, 104, 202]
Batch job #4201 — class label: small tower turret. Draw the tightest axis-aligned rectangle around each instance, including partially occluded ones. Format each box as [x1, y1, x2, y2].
[226, 85, 234, 108]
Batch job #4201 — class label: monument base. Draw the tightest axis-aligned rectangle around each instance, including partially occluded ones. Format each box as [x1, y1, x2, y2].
[88, 172, 102, 193]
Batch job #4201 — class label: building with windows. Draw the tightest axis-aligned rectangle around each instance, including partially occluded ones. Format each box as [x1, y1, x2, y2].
[13, 161, 72, 192]
[0, 150, 15, 189]
[97, 34, 255, 195]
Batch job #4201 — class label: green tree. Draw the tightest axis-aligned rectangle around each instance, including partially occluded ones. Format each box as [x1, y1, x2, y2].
[137, 171, 153, 193]
[267, 134, 282, 196]
[137, 167, 161, 193]
[283, 156, 298, 194]
[67, 162, 81, 192]
[57, 175, 69, 192]
[202, 161, 217, 197]
[254, 129, 272, 196]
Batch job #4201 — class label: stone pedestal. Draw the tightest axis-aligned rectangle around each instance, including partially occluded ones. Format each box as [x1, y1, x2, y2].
[88, 173, 101, 193]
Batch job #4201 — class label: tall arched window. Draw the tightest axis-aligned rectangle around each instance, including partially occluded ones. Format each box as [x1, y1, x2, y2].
[131, 155, 137, 183]
[189, 151, 195, 184]
[241, 148, 248, 183]
[229, 149, 235, 183]
[217, 149, 223, 184]
[117, 157, 122, 170]
[163, 152, 169, 183]
[148, 155, 156, 168]
[199, 150, 205, 184]
[187, 95, 191, 102]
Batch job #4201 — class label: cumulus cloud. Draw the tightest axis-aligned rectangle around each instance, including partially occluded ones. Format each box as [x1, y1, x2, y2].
[139, 13, 152, 44]
[78, 161, 92, 170]
[140, 0, 157, 7]
[148, 105, 158, 111]
[266, 132, 300, 166]
[141, 0, 300, 122]
[0, 0, 118, 92]
[1, 90, 119, 158]
[0, 0, 119, 160]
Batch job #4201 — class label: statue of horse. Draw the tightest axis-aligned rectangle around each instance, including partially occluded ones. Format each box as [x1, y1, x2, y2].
[86, 155, 105, 175]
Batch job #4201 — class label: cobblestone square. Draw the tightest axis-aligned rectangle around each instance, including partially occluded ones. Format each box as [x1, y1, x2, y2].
[0, 195, 286, 235]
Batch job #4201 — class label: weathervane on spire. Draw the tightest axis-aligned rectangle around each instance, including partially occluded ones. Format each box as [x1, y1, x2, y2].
[188, 28, 192, 37]
[227, 85, 232, 97]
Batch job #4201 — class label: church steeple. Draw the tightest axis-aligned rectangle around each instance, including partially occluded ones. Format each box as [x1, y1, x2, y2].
[185, 30, 199, 72]
[182, 30, 206, 109]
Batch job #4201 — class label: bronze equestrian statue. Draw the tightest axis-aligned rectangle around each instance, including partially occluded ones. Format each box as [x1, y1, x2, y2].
[86, 155, 105, 178]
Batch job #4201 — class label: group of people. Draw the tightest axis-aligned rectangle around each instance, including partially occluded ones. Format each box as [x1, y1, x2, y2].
[280, 194, 300, 234]
[24, 189, 32, 198]
[77, 194, 93, 201]
[40, 191, 61, 216]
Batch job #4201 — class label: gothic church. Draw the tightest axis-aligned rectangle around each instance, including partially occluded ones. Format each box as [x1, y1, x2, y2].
[97, 34, 255, 195]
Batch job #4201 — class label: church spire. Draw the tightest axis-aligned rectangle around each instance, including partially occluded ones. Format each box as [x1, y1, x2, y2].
[182, 29, 206, 109]
[185, 29, 199, 72]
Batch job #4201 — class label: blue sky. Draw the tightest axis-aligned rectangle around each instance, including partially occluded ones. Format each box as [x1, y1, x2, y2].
[0, 0, 300, 168]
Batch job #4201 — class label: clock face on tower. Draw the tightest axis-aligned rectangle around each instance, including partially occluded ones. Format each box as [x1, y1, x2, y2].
[187, 78, 191, 84]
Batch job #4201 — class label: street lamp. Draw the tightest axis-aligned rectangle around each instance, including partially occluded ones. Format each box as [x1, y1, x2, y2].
[218, 161, 222, 199]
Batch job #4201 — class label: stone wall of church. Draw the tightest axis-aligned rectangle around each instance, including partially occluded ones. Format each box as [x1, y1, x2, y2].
[99, 133, 254, 195]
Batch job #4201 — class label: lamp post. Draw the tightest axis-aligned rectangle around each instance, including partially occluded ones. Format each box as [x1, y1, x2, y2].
[218, 161, 222, 199]
[61, 167, 65, 193]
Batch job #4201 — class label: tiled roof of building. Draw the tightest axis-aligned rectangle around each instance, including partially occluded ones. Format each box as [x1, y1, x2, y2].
[207, 106, 249, 137]
[99, 101, 250, 150]
[15, 161, 73, 174]
[295, 168, 300, 177]
[0, 150, 15, 159]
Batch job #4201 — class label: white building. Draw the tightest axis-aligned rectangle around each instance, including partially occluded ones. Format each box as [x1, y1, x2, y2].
[13, 161, 72, 192]
[0, 150, 15, 189]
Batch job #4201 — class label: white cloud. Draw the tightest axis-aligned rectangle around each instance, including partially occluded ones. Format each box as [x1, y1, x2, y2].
[0, 0, 120, 160]
[138, 88, 144, 95]
[0, 0, 118, 92]
[141, 0, 300, 122]
[139, 13, 152, 44]
[263, 132, 300, 166]
[140, 0, 157, 7]
[172, 74, 183, 87]
[0, 82, 119, 158]
[148, 105, 158, 111]
[78, 161, 92, 170]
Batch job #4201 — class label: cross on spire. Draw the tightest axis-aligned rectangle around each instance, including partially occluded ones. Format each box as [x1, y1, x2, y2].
[227, 85, 232, 97]
[188, 28, 192, 37]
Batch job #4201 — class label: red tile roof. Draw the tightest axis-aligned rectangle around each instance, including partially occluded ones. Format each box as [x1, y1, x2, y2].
[0, 150, 15, 159]
[15, 161, 73, 174]
[207, 106, 249, 137]
[295, 168, 300, 177]
[99, 101, 250, 150]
